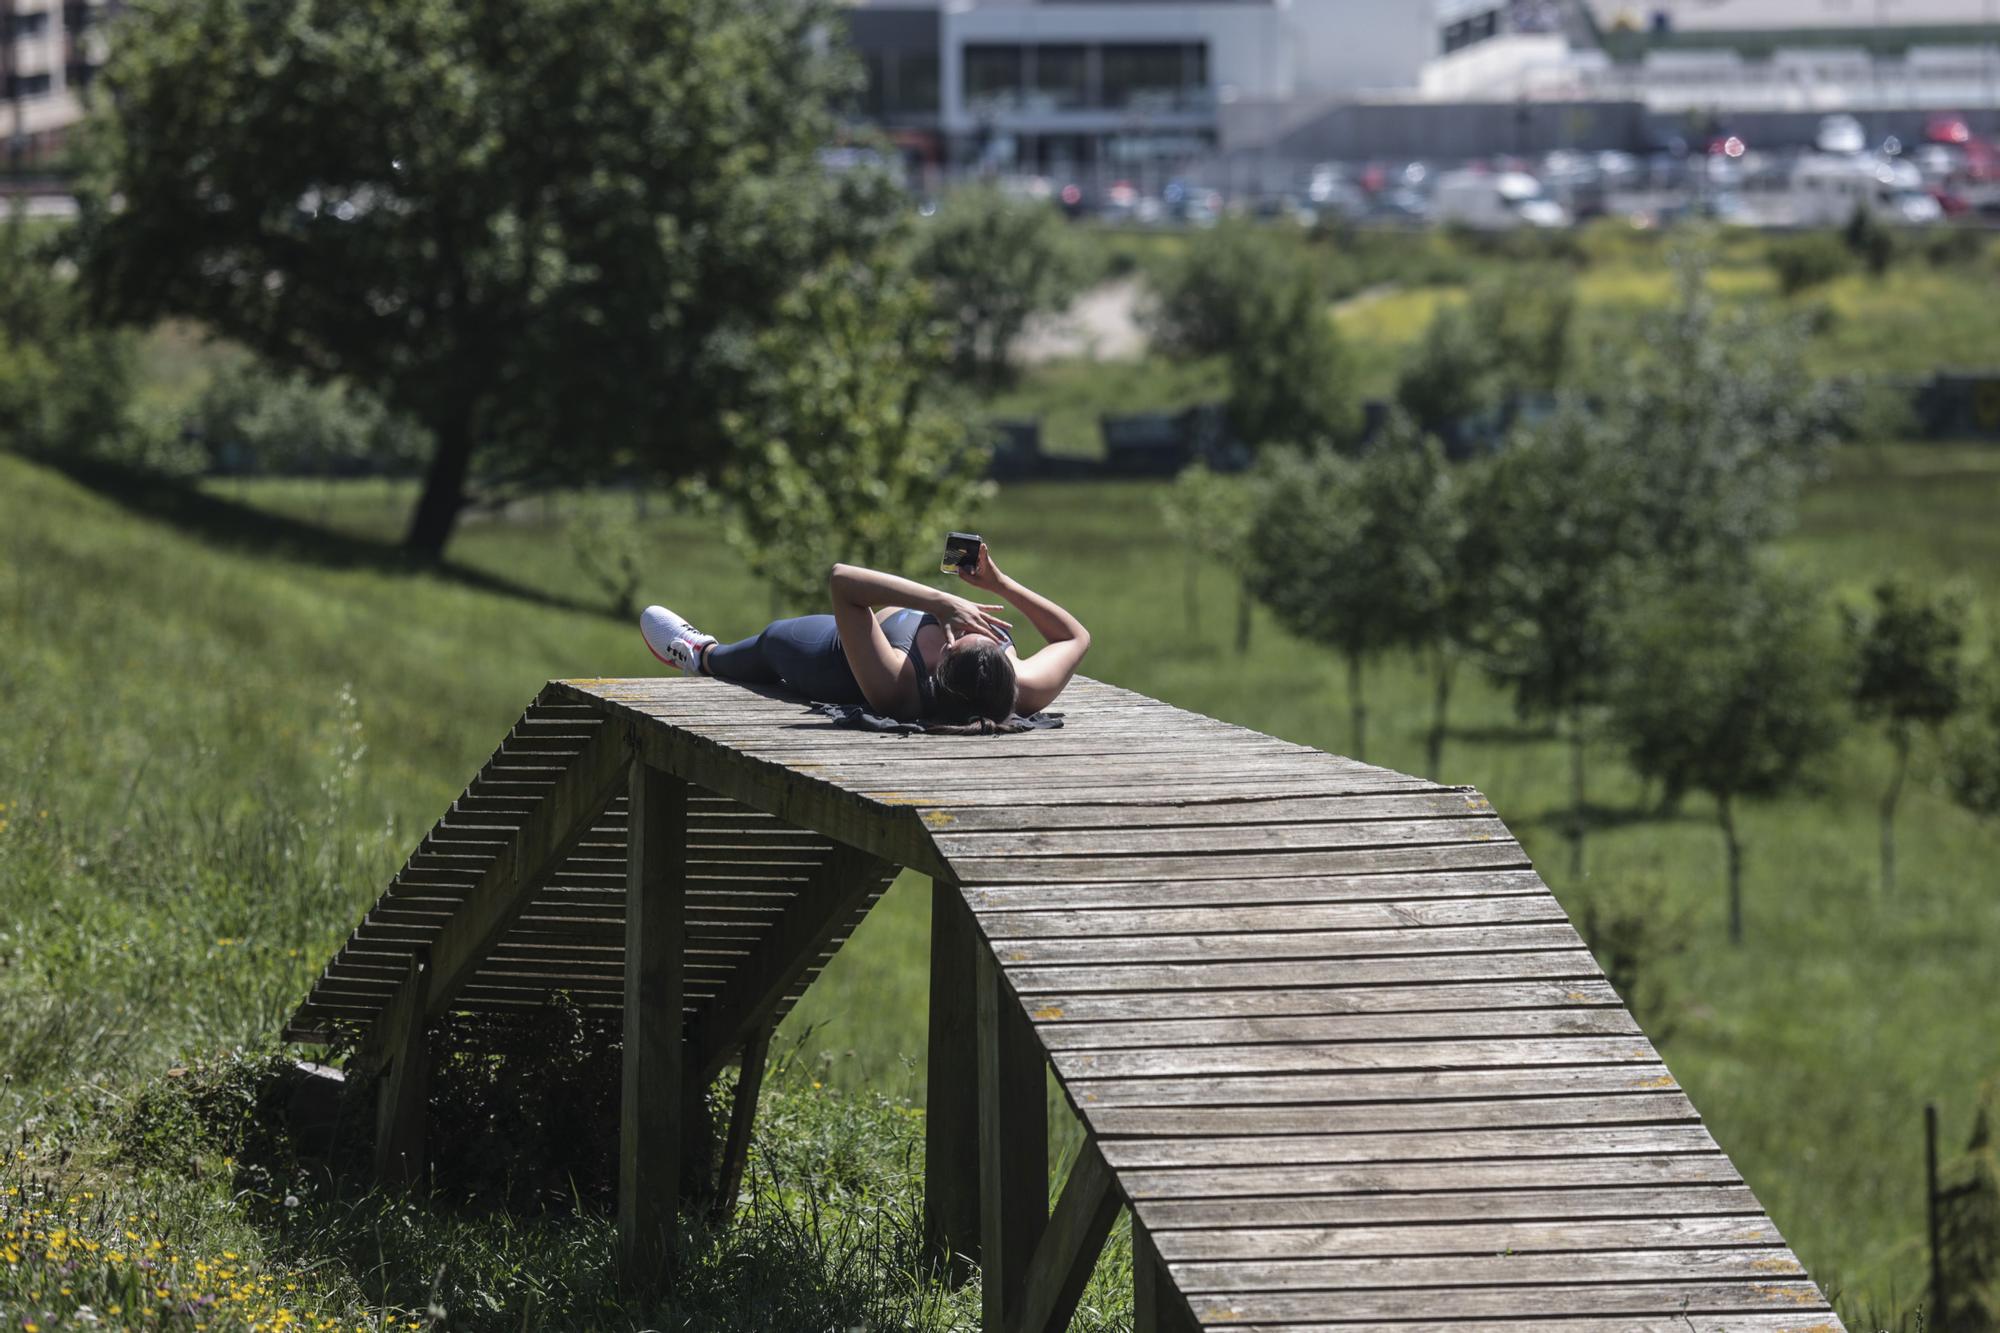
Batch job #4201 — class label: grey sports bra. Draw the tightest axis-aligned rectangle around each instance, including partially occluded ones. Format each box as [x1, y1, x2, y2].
[882, 608, 940, 717]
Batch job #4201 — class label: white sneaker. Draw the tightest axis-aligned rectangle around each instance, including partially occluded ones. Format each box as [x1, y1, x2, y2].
[640, 605, 715, 674]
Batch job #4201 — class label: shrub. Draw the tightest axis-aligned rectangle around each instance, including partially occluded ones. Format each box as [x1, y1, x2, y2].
[1768, 233, 1854, 296]
[187, 361, 430, 477]
[1843, 204, 1897, 276]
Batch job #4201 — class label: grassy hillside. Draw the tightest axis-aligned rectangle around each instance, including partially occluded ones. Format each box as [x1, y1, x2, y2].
[4, 445, 1999, 1328]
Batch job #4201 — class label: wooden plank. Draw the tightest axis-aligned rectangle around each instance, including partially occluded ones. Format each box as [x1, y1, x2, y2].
[1169, 1245, 1806, 1292]
[978, 945, 1048, 1331]
[917, 790, 1492, 832]
[954, 844, 1533, 887]
[1138, 1185, 1765, 1230]
[1009, 950, 1609, 997]
[617, 761, 685, 1292]
[1152, 1215, 1785, 1262]
[1100, 1125, 1719, 1169]
[1135, 1221, 1201, 1333]
[1086, 1092, 1699, 1139]
[1120, 1154, 1741, 1201]
[997, 924, 1584, 969]
[1018, 980, 1622, 1024]
[1015, 1140, 1123, 1333]
[1243, 1317, 1842, 1333]
[925, 879, 981, 1279]
[683, 844, 897, 1086]
[709, 1025, 771, 1229]
[1179, 1282, 1829, 1323]
[370, 950, 429, 1188]
[983, 898, 1568, 942]
[934, 818, 1512, 858]
[1037, 1008, 1639, 1051]
[963, 869, 1551, 914]
[1053, 1036, 1658, 1081]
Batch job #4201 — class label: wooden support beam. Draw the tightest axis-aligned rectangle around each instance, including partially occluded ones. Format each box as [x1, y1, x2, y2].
[607, 691, 952, 880]
[925, 878, 982, 1280]
[1134, 1219, 1200, 1333]
[978, 945, 1048, 1332]
[684, 843, 896, 1087]
[371, 949, 430, 1188]
[618, 760, 686, 1293]
[1015, 1140, 1122, 1333]
[709, 1025, 772, 1230]
[427, 712, 631, 1015]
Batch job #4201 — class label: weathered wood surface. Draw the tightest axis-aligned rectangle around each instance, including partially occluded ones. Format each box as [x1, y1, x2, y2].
[289, 675, 1839, 1330]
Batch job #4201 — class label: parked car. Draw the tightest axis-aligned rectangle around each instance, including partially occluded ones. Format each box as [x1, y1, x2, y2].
[1431, 169, 1569, 228]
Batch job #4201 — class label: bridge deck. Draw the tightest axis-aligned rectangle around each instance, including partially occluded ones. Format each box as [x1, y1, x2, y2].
[288, 675, 1842, 1332]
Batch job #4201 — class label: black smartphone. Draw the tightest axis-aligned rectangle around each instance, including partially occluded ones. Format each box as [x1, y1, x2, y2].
[941, 531, 982, 574]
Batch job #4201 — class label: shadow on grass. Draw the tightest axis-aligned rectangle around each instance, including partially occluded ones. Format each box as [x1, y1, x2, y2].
[1510, 798, 1701, 834]
[1442, 721, 1562, 746]
[49, 456, 608, 619]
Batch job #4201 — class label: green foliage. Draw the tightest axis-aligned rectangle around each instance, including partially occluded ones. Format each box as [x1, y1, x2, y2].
[1392, 304, 1496, 440]
[1604, 562, 1846, 940]
[912, 186, 1081, 386]
[1845, 579, 1970, 731]
[0, 216, 149, 463]
[1144, 222, 1280, 359]
[1769, 233, 1856, 296]
[1244, 424, 1452, 756]
[1945, 667, 2000, 819]
[1224, 251, 1354, 452]
[705, 251, 992, 611]
[188, 359, 429, 477]
[1590, 252, 1843, 572]
[1576, 876, 1692, 1037]
[1843, 203, 1898, 276]
[1157, 460, 1254, 639]
[71, 0, 883, 555]
[567, 505, 649, 618]
[1937, 1078, 2000, 1332]
[1392, 268, 1574, 443]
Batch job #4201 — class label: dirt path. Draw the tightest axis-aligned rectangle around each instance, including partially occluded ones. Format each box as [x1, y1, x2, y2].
[1014, 276, 1150, 364]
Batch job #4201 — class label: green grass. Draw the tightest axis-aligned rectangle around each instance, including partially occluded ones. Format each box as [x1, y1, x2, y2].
[5, 435, 2000, 1327]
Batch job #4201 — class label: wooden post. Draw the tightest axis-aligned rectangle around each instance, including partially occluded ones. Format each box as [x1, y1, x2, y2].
[618, 760, 687, 1293]
[1134, 1219, 1200, 1333]
[978, 945, 1047, 1332]
[708, 1026, 773, 1230]
[371, 949, 430, 1188]
[1016, 1140, 1122, 1333]
[925, 877, 981, 1278]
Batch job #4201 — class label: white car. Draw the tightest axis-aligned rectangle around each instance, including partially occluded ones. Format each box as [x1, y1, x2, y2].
[1432, 169, 1571, 229]
[1816, 114, 1867, 156]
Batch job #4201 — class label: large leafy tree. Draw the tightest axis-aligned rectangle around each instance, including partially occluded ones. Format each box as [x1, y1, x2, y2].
[71, 0, 881, 557]
[912, 185, 1079, 386]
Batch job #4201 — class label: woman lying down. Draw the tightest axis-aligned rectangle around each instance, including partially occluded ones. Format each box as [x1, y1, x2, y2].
[640, 542, 1089, 725]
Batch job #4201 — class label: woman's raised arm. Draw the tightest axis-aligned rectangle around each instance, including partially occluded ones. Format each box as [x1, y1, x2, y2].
[955, 544, 1090, 714]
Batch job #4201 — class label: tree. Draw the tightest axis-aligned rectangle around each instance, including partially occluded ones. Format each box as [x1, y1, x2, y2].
[0, 216, 140, 462]
[1604, 564, 1846, 944]
[1843, 579, 1968, 894]
[1393, 268, 1573, 453]
[71, 0, 883, 558]
[1146, 221, 1281, 359]
[1461, 405, 1638, 876]
[1945, 666, 2000, 820]
[911, 186, 1080, 386]
[1244, 433, 1448, 760]
[1391, 305, 1496, 446]
[1226, 262, 1353, 452]
[1156, 461, 1254, 648]
[700, 251, 992, 612]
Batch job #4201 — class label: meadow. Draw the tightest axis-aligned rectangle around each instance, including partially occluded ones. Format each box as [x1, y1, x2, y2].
[4, 426, 1999, 1327]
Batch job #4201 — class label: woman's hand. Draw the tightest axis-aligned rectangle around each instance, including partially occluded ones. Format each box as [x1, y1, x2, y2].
[954, 542, 1007, 594]
[933, 587, 1011, 643]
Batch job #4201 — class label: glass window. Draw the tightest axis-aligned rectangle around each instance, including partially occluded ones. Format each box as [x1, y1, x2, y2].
[963, 44, 1024, 114]
[1032, 44, 1089, 112]
[10, 10, 52, 38]
[895, 52, 939, 114]
[859, 52, 888, 117]
[1102, 43, 1205, 112]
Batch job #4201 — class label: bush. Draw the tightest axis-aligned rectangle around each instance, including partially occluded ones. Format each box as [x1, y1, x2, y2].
[912, 185, 1081, 385]
[1843, 205, 1896, 276]
[1768, 233, 1854, 296]
[188, 361, 430, 477]
[0, 215, 146, 463]
[1577, 876, 1692, 1037]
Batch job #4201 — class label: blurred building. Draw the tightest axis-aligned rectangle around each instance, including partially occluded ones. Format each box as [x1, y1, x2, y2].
[840, 0, 1437, 174]
[2, 0, 117, 168]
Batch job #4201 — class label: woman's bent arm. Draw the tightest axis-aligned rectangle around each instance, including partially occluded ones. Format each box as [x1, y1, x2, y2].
[956, 545, 1090, 714]
[827, 563, 1011, 717]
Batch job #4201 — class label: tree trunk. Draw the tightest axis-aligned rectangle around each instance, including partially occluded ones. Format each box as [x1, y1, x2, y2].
[1567, 705, 1587, 881]
[403, 405, 477, 560]
[1235, 578, 1253, 654]
[1346, 652, 1367, 762]
[1426, 647, 1456, 781]
[1881, 723, 1910, 896]
[1183, 551, 1200, 639]
[1719, 792, 1743, 945]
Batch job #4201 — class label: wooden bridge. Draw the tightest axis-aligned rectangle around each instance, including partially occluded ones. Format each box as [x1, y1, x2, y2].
[286, 675, 1845, 1332]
